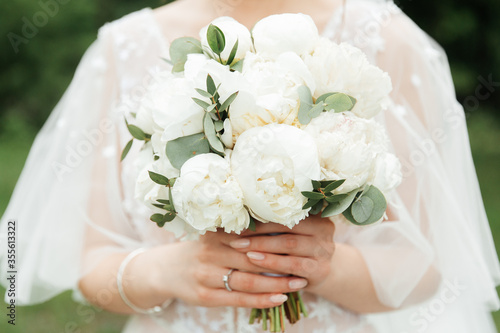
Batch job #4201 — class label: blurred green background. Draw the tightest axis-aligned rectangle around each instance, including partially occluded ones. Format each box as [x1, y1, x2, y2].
[0, 0, 499, 332]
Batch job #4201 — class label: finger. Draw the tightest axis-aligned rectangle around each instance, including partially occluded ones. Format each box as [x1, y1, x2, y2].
[245, 252, 329, 280]
[198, 244, 280, 274]
[195, 288, 289, 309]
[229, 234, 322, 257]
[241, 215, 335, 236]
[200, 267, 308, 293]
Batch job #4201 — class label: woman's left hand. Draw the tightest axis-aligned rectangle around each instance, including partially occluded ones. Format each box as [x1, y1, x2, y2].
[227, 214, 336, 292]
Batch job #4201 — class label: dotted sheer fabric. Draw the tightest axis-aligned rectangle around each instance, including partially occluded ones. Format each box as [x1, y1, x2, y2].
[1, 1, 498, 332]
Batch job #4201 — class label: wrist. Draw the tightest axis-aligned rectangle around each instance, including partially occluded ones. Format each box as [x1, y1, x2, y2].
[304, 243, 347, 297]
[123, 246, 174, 310]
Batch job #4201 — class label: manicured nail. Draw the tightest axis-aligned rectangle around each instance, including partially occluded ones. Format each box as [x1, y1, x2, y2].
[270, 294, 288, 304]
[289, 279, 308, 290]
[247, 252, 265, 260]
[229, 238, 250, 248]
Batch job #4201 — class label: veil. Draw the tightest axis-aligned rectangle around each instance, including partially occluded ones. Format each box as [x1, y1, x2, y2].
[0, 1, 498, 332]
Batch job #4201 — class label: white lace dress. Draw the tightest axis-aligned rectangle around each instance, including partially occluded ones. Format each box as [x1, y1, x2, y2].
[1, 1, 499, 332]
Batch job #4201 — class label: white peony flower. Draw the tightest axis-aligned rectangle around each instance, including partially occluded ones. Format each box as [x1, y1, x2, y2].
[304, 39, 392, 118]
[370, 152, 402, 193]
[172, 153, 250, 234]
[252, 13, 319, 57]
[305, 112, 389, 193]
[135, 134, 179, 210]
[200, 17, 253, 64]
[184, 53, 245, 103]
[231, 124, 321, 227]
[229, 52, 315, 138]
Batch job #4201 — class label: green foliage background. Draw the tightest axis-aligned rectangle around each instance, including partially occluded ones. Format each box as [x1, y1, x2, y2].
[0, 0, 499, 332]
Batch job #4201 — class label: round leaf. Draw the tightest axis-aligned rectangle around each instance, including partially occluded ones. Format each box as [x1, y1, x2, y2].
[321, 189, 358, 218]
[169, 37, 202, 73]
[325, 93, 354, 112]
[166, 133, 210, 169]
[351, 196, 374, 223]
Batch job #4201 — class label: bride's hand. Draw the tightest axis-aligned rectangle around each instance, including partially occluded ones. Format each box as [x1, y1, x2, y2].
[150, 230, 309, 309]
[228, 215, 336, 291]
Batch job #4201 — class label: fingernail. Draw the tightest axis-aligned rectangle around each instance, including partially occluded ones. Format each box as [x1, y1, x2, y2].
[247, 252, 265, 260]
[289, 279, 308, 290]
[230, 239, 250, 248]
[270, 294, 288, 304]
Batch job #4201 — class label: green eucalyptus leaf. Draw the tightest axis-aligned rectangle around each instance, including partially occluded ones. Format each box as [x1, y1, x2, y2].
[206, 74, 217, 95]
[321, 189, 358, 218]
[312, 180, 321, 190]
[166, 132, 210, 169]
[169, 178, 177, 187]
[310, 200, 324, 215]
[230, 59, 244, 72]
[207, 24, 226, 55]
[152, 203, 165, 209]
[354, 185, 387, 225]
[214, 120, 224, 132]
[127, 124, 148, 140]
[301, 191, 325, 200]
[325, 93, 354, 112]
[348, 96, 357, 110]
[192, 97, 211, 109]
[195, 88, 213, 98]
[203, 113, 225, 154]
[219, 91, 239, 112]
[206, 104, 217, 112]
[169, 37, 202, 73]
[163, 211, 177, 222]
[324, 179, 346, 193]
[316, 92, 335, 104]
[168, 186, 176, 213]
[302, 198, 321, 210]
[319, 180, 335, 188]
[148, 171, 170, 186]
[151, 213, 165, 224]
[157, 199, 170, 205]
[226, 40, 239, 65]
[297, 85, 314, 125]
[248, 216, 257, 232]
[351, 196, 374, 223]
[343, 186, 387, 225]
[121, 139, 133, 161]
[325, 193, 348, 203]
[307, 103, 325, 119]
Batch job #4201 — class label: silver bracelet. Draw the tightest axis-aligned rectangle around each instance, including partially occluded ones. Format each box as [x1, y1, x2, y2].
[117, 248, 172, 315]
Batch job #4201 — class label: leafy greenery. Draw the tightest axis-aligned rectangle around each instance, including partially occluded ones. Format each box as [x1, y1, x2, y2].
[297, 86, 356, 125]
[169, 37, 203, 72]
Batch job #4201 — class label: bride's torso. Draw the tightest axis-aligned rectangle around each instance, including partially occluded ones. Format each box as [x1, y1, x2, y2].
[109, 2, 395, 332]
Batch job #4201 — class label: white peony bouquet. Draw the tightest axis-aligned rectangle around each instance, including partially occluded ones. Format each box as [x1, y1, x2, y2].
[122, 13, 400, 332]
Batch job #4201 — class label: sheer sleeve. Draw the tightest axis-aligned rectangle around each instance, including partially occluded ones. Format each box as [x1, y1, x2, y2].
[0, 33, 114, 304]
[0, 9, 172, 305]
[330, 0, 499, 330]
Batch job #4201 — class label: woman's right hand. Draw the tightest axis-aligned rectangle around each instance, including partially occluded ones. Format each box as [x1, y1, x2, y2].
[146, 230, 309, 309]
